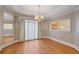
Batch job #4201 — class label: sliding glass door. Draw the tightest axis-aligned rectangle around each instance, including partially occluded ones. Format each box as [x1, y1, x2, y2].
[25, 20, 38, 41]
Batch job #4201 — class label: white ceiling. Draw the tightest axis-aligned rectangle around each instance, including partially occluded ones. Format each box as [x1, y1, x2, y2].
[3, 5, 79, 19]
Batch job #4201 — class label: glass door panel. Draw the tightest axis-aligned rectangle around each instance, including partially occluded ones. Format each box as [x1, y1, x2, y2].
[28, 22, 35, 40]
[25, 20, 38, 41]
[25, 21, 29, 40]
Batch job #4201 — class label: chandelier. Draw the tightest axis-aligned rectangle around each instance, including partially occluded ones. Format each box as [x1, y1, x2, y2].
[34, 5, 44, 22]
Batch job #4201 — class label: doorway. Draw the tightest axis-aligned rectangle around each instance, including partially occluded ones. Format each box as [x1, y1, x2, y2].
[25, 20, 38, 41]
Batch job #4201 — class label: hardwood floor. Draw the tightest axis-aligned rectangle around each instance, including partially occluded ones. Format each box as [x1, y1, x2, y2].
[3, 35, 15, 44]
[0, 38, 79, 54]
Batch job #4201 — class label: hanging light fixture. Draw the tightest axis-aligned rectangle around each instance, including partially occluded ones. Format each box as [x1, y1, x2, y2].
[34, 5, 44, 22]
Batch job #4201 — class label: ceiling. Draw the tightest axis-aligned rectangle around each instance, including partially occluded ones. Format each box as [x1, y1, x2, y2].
[3, 5, 79, 19]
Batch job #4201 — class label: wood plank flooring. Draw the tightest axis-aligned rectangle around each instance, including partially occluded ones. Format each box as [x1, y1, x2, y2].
[0, 38, 79, 54]
[3, 35, 15, 44]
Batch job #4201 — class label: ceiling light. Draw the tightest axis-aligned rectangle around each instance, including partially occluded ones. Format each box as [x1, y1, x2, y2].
[34, 5, 44, 22]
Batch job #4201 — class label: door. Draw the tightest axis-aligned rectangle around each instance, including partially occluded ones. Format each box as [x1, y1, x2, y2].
[25, 20, 38, 41]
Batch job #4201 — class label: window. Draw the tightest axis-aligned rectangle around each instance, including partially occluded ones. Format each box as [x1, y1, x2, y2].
[3, 24, 13, 30]
[4, 12, 14, 30]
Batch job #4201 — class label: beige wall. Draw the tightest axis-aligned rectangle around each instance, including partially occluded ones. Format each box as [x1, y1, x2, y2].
[0, 8, 17, 50]
[43, 10, 79, 49]
[0, 8, 3, 45]
[2, 15, 15, 45]
[39, 21, 49, 38]
[14, 16, 19, 41]
[75, 10, 79, 47]
[47, 12, 76, 44]
[19, 17, 25, 42]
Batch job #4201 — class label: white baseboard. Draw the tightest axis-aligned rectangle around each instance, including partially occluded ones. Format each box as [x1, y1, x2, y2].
[44, 37, 79, 51]
[0, 40, 18, 51]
